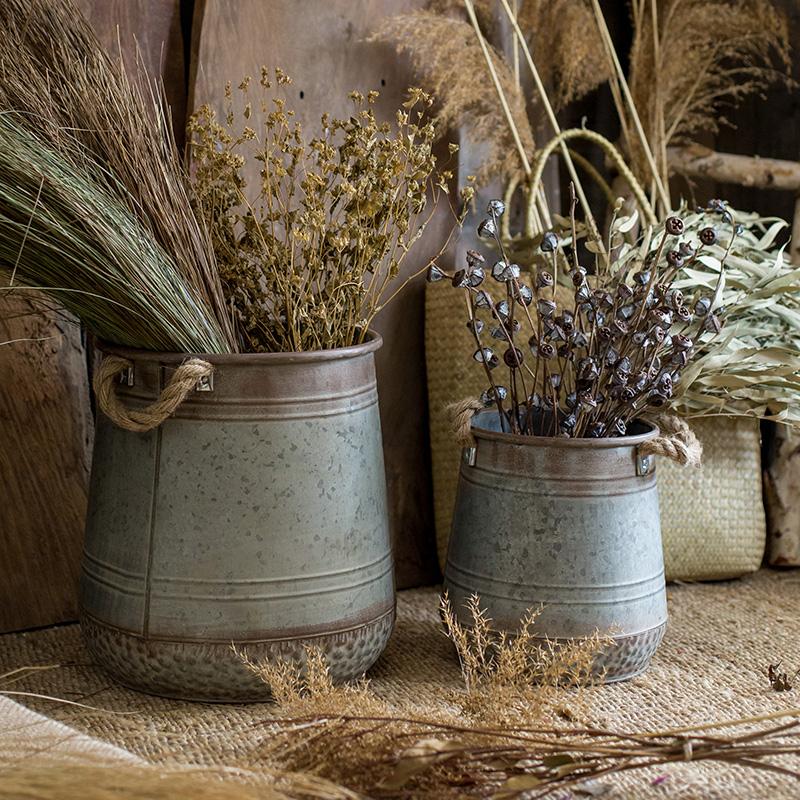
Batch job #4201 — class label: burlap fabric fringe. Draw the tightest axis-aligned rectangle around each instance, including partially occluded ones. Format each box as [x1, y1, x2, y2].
[93, 355, 214, 433]
[447, 399, 702, 467]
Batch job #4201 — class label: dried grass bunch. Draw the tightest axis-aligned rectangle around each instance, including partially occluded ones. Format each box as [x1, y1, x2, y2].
[430, 189, 734, 437]
[373, 0, 609, 186]
[0, 0, 236, 353]
[189, 71, 462, 352]
[618, 0, 791, 205]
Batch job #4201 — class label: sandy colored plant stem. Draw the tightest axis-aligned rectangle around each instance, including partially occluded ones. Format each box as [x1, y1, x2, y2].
[497, 0, 600, 242]
[463, 0, 531, 176]
[589, 0, 671, 214]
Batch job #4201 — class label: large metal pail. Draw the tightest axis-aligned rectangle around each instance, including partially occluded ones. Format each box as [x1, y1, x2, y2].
[80, 333, 395, 701]
[443, 411, 667, 682]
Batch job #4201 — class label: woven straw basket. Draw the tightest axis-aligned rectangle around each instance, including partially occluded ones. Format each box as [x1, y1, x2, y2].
[425, 281, 767, 582]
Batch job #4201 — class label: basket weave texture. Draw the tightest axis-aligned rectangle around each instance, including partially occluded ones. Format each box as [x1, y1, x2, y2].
[425, 282, 766, 581]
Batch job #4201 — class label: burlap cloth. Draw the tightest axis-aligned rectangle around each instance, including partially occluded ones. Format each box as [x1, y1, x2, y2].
[2, 570, 800, 797]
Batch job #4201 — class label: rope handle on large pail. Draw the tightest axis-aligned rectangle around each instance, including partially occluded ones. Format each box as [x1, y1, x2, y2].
[93, 355, 215, 433]
[448, 399, 703, 467]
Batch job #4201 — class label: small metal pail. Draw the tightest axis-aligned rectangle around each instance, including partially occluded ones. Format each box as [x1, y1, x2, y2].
[443, 411, 667, 682]
[80, 332, 395, 701]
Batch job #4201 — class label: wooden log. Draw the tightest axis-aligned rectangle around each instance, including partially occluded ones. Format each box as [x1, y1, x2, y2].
[668, 143, 800, 192]
[190, 0, 444, 587]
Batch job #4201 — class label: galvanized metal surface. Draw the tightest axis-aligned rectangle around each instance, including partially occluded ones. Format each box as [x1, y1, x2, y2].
[81, 334, 395, 701]
[443, 411, 667, 682]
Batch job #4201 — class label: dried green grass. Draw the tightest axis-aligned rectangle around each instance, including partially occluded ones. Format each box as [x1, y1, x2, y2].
[0, 0, 236, 352]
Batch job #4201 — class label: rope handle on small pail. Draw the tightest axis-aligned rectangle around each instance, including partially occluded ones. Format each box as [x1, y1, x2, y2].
[93, 354, 215, 433]
[447, 399, 703, 467]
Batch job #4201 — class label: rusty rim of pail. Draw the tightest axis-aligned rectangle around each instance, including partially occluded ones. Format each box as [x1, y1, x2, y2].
[96, 329, 383, 366]
[470, 410, 658, 449]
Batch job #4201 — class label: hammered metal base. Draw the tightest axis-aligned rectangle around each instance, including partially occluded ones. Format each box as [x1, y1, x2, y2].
[593, 622, 667, 682]
[81, 607, 396, 702]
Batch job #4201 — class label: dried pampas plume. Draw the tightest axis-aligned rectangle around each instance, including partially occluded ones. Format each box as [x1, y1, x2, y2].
[372, 10, 534, 185]
[626, 0, 791, 187]
[517, 0, 612, 111]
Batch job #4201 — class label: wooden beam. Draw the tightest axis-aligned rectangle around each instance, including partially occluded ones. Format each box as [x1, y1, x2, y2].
[668, 143, 800, 192]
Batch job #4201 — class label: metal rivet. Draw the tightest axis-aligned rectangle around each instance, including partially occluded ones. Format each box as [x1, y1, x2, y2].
[463, 446, 477, 467]
[636, 453, 653, 476]
[195, 374, 214, 392]
[119, 366, 134, 387]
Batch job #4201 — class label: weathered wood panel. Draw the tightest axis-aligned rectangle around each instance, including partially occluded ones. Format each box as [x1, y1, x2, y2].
[190, 0, 445, 587]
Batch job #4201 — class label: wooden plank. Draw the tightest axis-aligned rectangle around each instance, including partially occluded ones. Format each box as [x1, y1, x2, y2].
[190, 0, 444, 587]
[0, 0, 188, 632]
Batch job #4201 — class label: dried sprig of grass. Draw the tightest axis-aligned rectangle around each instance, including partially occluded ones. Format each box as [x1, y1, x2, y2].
[625, 0, 791, 194]
[189, 72, 462, 352]
[372, 10, 534, 186]
[440, 593, 609, 724]
[0, 0, 236, 352]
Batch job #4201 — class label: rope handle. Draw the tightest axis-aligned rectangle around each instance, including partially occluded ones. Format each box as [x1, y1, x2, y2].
[448, 399, 702, 467]
[93, 354, 215, 433]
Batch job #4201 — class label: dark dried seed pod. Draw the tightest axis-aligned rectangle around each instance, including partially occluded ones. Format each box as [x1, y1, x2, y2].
[530, 392, 543, 409]
[466, 319, 484, 335]
[694, 297, 711, 317]
[709, 198, 727, 213]
[490, 326, 506, 340]
[557, 344, 574, 360]
[487, 199, 505, 217]
[617, 283, 634, 301]
[560, 413, 577, 433]
[577, 390, 597, 409]
[566, 392, 578, 409]
[514, 283, 534, 306]
[598, 325, 614, 342]
[539, 341, 556, 359]
[670, 350, 689, 367]
[559, 310, 575, 332]
[537, 270, 554, 289]
[548, 323, 566, 342]
[572, 267, 588, 286]
[620, 386, 637, 402]
[605, 347, 619, 367]
[700, 227, 717, 246]
[647, 390, 668, 408]
[509, 318, 521, 335]
[735, 223, 744, 236]
[632, 331, 648, 347]
[651, 309, 672, 328]
[680, 241, 696, 257]
[427, 265, 446, 282]
[612, 418, 627, 437]
[671, 333, 693, 352]
[452, 269, 469, 288]
[480, 385, 508, 406]
[467, 267, 485, 287]
[667, 289, 684, 308]
[595, 290, 614, 310]
[528, 335, 539, 356]
[588, 421, 607, 438]
[473, 347, 495, 365]
[665, 216, 685, 235]
[577, 357, 599, 381]
[495, 300, 510, 320]
[474, 290, 491, 309]
[667, 250, 685, 268]
[575, 285, 591, 304]
[656, 371, 673, 392]
[537, 298, 557, 318]
[722, 210, 733, 225]
[477, 218, 497, 239]
[675, 305, 691, 322]
[491, 260, 507, 281]
[549, 373, 562, 389]
[703, 314, 723, 334]
[540, 231, 559, 252]
[612, 319, 629, 337]
[632, 372, 648, 392]
[503, 346, 524, 368]
[651, 325, 666, 343]
[617, 356, 632, 374]
[466, 249, 485, 267]
[619, 304, 636, 320]
[633, 269, 651, 286]
[572, 330, 589, 348]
